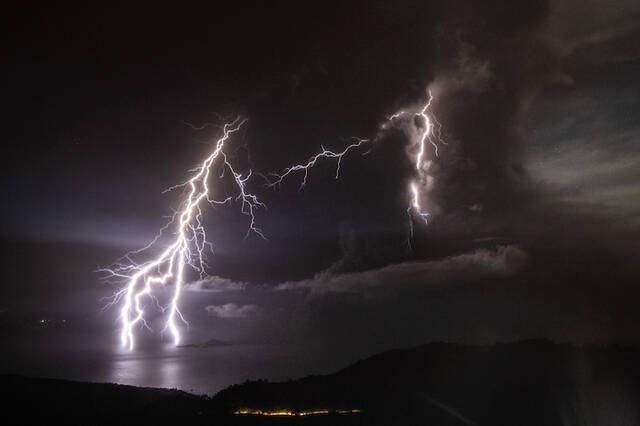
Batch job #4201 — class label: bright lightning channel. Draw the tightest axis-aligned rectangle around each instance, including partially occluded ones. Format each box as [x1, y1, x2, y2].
[270, 90, 443, 231]
[266, 137, 370, 190]
[101, 118, 265, 350]
[385, 90, 445, 228]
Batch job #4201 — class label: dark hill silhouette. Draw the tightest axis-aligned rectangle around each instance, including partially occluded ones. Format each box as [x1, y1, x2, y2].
[0, 375, 214, 425]
[2, 340, 639, 425]
[213, 340, 640, 425]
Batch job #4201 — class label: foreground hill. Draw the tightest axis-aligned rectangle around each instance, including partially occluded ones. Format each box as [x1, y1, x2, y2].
[2, 340, 639, 425]
[0, 375, 213, 424]
[213, 340, 640, 425]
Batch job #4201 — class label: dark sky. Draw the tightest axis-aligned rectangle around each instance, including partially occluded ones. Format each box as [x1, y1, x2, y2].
[2, 1, 640, 393]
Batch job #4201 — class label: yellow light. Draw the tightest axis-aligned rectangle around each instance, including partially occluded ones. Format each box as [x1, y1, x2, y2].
[298, 410, 330, 416]
[337, 409, 362, 414]
[233, 408, 362, 416]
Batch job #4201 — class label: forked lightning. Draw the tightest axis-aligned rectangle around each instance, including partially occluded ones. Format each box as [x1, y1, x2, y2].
[273, 90, 444, 229]
[102, 118, 264, 349]
[104, 90, 443, 349]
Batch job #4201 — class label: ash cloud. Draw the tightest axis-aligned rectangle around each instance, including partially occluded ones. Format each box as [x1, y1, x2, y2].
[424, 1, 563, 233]
[259, 0, 568, 273]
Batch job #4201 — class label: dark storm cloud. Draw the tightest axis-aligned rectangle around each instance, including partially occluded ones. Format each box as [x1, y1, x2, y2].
[422, 1, 563, 233]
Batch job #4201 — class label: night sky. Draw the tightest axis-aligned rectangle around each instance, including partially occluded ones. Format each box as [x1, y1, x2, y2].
[2, 1, 640, 394]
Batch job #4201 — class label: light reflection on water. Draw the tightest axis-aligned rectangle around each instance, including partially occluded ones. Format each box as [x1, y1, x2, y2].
[107, 343, 279, 394]
[2, 333, 312, 395]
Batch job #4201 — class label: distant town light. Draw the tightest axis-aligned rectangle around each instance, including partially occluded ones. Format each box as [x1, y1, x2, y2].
[233, 408, 362, 416]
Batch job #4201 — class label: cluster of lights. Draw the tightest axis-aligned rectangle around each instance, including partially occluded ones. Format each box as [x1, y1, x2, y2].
[233, 408, 362, 416]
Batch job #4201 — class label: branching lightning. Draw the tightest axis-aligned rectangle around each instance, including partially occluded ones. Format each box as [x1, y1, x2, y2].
[101, 90, 442, 349]
[266, 137, 370, 190]
[270, 89, 444, 234]
[100, 118, 265, 349]
[384, 90, 445, 229]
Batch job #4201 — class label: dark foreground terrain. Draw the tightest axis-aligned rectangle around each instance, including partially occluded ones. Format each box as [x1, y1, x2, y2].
[2, 340, 639, 425]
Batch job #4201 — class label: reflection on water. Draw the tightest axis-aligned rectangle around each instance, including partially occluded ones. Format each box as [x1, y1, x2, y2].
[107, 343, 276, 393]
[110, 344, 182, 388]
[1, 332, 319, 395]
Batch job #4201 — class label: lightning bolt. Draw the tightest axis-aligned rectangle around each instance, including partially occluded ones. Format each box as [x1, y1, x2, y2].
[101, 90, 442, 349]
[100, 118, 265, 349]
[385, 90, 445, 230]
[270, 89, 444, 234]
[266, 137, 370, 190]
